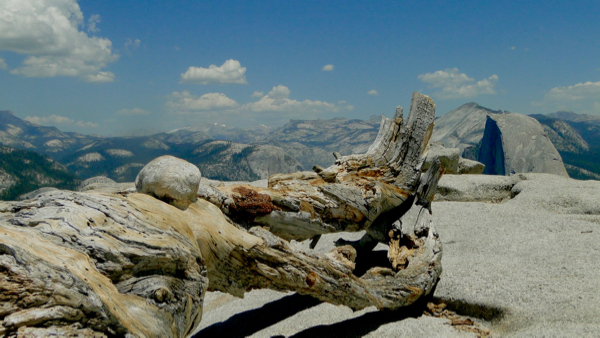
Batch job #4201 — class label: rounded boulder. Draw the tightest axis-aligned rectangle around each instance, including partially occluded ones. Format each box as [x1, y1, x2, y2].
[135, 156, 201, 210]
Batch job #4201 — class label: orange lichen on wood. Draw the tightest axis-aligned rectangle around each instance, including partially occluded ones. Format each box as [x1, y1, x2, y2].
[229, 186, 281, 222]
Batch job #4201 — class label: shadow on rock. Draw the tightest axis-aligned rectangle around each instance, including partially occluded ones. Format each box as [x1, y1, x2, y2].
[289, 298, 430, 338]
[193, 293, 322, 338]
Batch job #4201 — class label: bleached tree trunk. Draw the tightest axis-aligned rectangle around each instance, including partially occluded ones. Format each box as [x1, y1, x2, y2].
[200, 92, 439, 254]
[0, 92, 442, 337]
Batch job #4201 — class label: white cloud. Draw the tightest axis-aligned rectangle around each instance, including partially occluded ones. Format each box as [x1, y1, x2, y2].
[368, 89, 379, 96]
[243, 85, 338, 114]
[322, 64, 334, 71]
[251, 91, 264, 97]
[165, 86, 348, 125]
[75, 120, 98, 128]
[510, 46, 516, 50]
[25, 115, 73, 125]
[0, 58, 6, 70]
[117, 108, 150, 115]
[0, 0, 118, 82]
[418, 68, 498, 99]
[24, 114, 96, 127]
[167, 91, 238, 113]
[544, 81, 600, 101]
[88, 14, 101, 33]
[267, 85, 291, 99]
[83, 71, 114, 83]
[125, 38, 141, 50]
[533, 81, 600, 114]
[180, 59, 247, 85]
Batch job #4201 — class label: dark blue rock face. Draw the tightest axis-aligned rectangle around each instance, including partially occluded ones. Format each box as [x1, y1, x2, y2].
[480, 116, 506, 175]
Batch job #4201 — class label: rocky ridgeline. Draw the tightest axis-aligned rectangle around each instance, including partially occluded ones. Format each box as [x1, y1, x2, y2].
[257, 116, 382, 169]
[433, 103, 569, 177]
[3, 103, 600, 187]
[191, 141, 302, 181]
[479, 113, 568, 176]
[530, 112, 600, 180]
[0, 110, 101, 155]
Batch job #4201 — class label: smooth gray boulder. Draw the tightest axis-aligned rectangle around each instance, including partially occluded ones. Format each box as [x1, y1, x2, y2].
[81, 182, 136, 194]
[423, 142, 485, 175]
[135, 155, 201, 210]
[457, 157, 485, 174]
[479, 114, 568, 176]
[78, 176, 116, 191]
[423, 142, 460, 174]
[17, 187, 59, 200]
[434, 174, 526, 203]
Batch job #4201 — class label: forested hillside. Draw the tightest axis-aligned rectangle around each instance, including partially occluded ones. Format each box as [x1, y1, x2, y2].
[0, 146, 78, 200]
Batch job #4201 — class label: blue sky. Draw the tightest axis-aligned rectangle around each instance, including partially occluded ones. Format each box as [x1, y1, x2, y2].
[1, 0, 599, 136]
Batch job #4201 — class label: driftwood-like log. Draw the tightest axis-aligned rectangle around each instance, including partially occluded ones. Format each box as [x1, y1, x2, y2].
[0, 92, 443, 337]
[199, 92, 443, 304]
[0, 192, 208, 337]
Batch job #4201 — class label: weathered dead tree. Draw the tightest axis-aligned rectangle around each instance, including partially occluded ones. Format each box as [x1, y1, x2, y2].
[0, 92, 443, 337]
[196, 92, 443, 312]
[200, 92, 440, 263]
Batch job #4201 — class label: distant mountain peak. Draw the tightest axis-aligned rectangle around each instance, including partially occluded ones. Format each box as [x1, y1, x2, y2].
[549, 111, 578, 120]
[458, 102, 506, 115]
[547, 111, 600, 125]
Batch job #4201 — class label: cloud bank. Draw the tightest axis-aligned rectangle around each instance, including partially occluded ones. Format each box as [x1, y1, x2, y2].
[0, 0, 118, 82]
[167, 91, 239, 112]
[166, 85, 345, 124]
[418, 68, 498, 99]
[244, 85, 338, 114]
[25, 114, 98, 128]
[533, 81, 600, 114]
[544, 81, 600, 102]
[180, 59, 247, 85]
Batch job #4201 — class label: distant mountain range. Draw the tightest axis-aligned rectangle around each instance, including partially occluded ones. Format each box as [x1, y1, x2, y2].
[432, 103, 569, 177]
[529, 112, 600, 180]
[430, 103, 600, 180]
[0, 102, 599, 199]
[0, 110, 380, 183]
